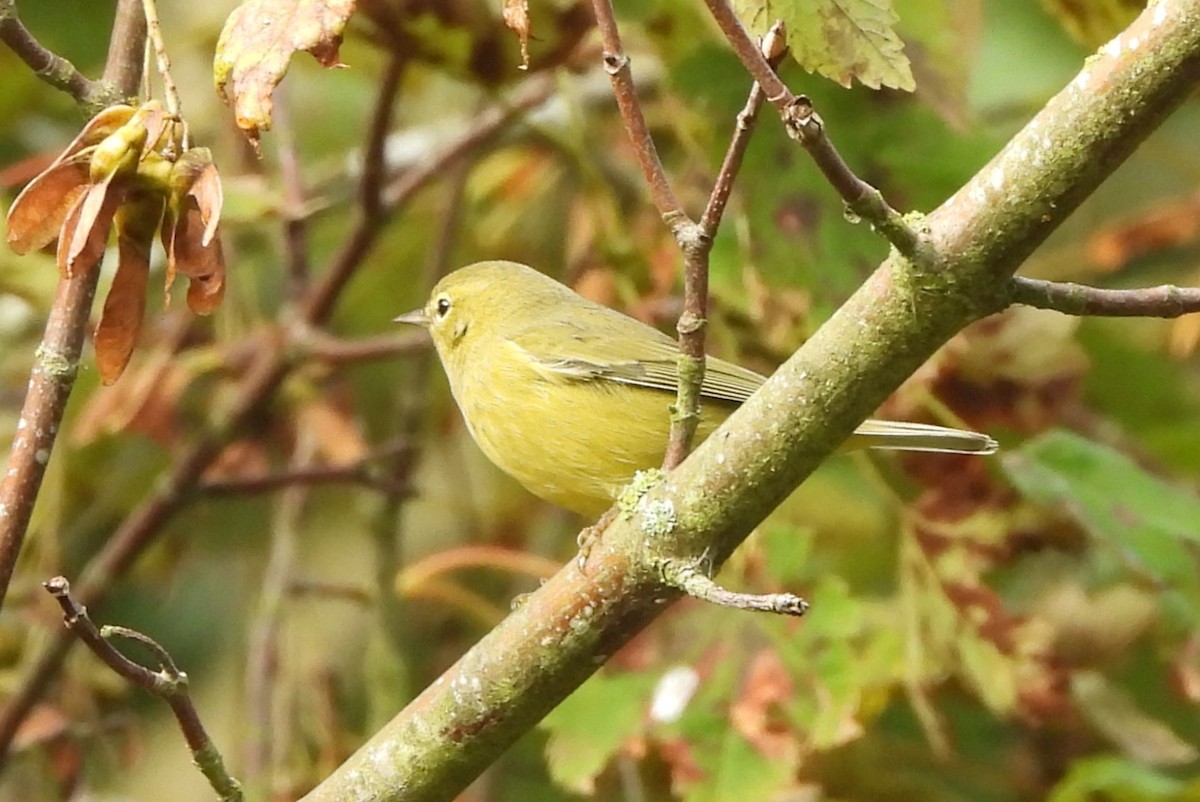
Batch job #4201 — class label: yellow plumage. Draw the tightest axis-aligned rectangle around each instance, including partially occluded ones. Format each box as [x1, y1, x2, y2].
[398, 261, 996, 517]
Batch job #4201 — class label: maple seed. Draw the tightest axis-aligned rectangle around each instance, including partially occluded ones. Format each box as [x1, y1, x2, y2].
[4, 101, 226, 384]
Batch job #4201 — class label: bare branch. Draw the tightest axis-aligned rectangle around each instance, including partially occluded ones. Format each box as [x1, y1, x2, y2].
[664, 22, 788, 470]
[44, 577, 244, 802]
[243, 434, 313, 786]
[102, 0, 146, 106]
[665, 562, 809, 616]
[589, 0, 689, 233]
[273, 95, 313, 301]
[0, 0, 123, 112]
[699, 0, 790, 108]
[0, 0, 146, 617]
[297, 329, 430, 365]
[196, 443, 414, 498]
[1010, 276, 1200, 318]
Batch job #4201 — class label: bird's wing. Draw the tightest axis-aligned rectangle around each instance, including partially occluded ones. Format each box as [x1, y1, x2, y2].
[510, 316, 765, 405]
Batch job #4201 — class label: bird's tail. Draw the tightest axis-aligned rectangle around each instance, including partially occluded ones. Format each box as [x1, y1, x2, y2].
[849, 419, 998, 455]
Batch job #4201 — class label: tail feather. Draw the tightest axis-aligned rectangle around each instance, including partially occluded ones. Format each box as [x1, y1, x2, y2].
[850, 419, 998, 455]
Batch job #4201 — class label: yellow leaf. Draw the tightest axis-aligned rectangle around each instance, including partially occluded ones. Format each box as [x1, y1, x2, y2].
[214, 0, 356, 152]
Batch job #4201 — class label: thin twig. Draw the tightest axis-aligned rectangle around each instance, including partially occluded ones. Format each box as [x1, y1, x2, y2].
[663, 22, 788, 470]
[273, 94, 312, 301]
[699, 0, 924, 258]
[0, 0, 121, 112]
[196, 442, 414, 498]
[286, 577, 375, 606]
[700, 0, 789, 105]
[140, 0, 180, 117]
[297, 329, 430, 366]
[591, 0, 709, 470]
[665, 563, 809, 616]
[0, 0, 145, 616]
[589, 0, 689, 234]
[1010, 276, 1200, 318]
[44, 577, 244, 802]
[244, 433, 314, 789]
[697, 22, 787, 239]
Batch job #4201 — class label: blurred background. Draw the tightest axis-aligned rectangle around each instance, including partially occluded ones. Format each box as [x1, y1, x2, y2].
[1, 0, 1198, 799]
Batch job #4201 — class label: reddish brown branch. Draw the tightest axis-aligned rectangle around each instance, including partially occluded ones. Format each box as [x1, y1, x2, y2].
[297, 329, 430, 366]
[44, 577, 244, 801]
[0, 0, 145, 616]
[197, 442, 414, 498]
[589, 0, 688, 233]
[1010, 276, 1200, 317]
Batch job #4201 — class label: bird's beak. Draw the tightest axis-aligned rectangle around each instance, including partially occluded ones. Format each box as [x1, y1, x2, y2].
[394, 309, 430, 327]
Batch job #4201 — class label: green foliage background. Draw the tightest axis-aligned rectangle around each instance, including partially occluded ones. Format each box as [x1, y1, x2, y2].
[1, 0, 1198, 800]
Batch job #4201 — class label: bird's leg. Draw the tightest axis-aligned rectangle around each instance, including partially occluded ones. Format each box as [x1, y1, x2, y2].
[575, 507, 618, 571]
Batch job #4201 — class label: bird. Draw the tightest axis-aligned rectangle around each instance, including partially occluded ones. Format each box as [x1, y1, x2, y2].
[397, 260, 996, 517]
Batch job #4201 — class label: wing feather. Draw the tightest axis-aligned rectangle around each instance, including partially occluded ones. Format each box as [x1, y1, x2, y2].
[510, 314, 764, 405]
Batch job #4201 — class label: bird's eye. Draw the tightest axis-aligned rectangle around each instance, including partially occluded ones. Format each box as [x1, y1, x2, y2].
[435, 296, 451, 318]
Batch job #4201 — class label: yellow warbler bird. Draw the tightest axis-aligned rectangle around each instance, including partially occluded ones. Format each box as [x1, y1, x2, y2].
[397, 261, 996, 518]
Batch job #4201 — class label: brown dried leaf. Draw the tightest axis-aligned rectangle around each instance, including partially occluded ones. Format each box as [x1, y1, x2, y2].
[94, 197, 164, 384]
[72, 348, 190, 446]
[56, 178, 123, 279]
[95, 231, 151, 385]
[1169, 311, 1200, 358]
[165, 197, 226, 314]
[1086, 194, 1200, 272]
[214, 0, 356, 151]
[297, 398, 369, 466]
[170, 148, 224, 246]
[5, 152, 91, 254]
[729, 650, 798, 761]
[502, 0, 531, 69]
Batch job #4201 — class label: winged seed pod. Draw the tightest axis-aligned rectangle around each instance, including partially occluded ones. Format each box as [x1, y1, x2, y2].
[3, 101, 226, 383]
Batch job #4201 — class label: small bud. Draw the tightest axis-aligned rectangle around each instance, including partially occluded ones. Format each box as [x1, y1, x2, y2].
[761, 20, 788, 62]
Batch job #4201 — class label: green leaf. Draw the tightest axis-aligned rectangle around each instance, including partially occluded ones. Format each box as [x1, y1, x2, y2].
[541, 671, 656, 794]
[1048, 755, 1193, 802]
[683, 727, 797, 802]
[894, 0, 982, 124]
[732, 0, 915, 91]
[1002, 430, 1200, 617]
